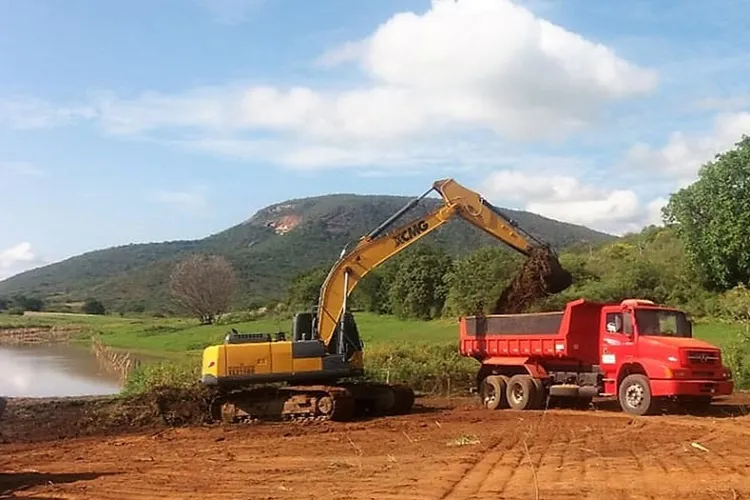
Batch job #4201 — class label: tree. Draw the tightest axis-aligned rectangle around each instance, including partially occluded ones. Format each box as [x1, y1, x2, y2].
[443, 247, 524, 317]
[11, 295, 44, 312]
[0, 297, 8, 312]
[387, 246, 453, 320]
[286, 267, 328, 312]
[351, 270, 392, 314]
[82, 298, 106, 315]
[169, 254, 236, 324]
[663, 135, 750, 290]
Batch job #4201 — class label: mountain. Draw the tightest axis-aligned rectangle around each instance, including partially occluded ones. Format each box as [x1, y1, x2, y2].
[0, 193, 615, 312]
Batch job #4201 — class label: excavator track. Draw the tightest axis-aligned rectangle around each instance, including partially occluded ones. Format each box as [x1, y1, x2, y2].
[212, 382, 415, 423]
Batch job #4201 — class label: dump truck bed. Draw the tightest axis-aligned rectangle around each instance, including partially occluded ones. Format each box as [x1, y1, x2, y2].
[459, 298, 602, 365]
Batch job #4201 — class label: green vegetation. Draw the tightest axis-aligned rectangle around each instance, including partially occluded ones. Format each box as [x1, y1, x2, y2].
[122, 358, 200, 396]
[83, 298, 106, 315]
[664, 136, 750, 290]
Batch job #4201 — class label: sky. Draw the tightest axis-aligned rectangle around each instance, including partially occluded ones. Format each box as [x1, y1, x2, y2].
[1, 0, 749, 280]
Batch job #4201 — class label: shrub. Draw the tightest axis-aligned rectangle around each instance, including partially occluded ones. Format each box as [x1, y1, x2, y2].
[717, 284, 750, 321]
[364, 342, 478, 395]
[122, 360, 200, 396]
[83, 298, 106, 315]
[722, 325, 750, 390]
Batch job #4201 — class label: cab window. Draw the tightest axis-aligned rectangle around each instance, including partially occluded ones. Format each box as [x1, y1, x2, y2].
[605, 312, 623, 333]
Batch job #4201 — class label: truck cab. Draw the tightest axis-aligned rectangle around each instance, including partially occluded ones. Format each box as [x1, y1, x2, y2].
[599, 299, 733, 414]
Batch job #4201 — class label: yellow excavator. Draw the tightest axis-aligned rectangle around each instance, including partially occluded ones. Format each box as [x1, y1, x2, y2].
[200, 178, 572, 421]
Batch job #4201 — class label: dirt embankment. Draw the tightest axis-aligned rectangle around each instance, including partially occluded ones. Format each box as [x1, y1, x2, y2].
[0, 385, 217, 444]
[0, 325, 81, 345]
[2, 394, 750, 500]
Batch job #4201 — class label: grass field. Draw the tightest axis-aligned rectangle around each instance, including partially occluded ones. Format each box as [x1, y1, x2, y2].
[1, 310, 744, 355]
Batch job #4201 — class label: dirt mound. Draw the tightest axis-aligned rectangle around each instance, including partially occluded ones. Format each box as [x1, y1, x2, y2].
[124, 385, 216, 427]
[0, 385, 218, 443]
[493, 246, 572, 314]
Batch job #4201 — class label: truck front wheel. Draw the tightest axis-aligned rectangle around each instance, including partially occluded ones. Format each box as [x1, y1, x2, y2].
[618, 374, 654, 416]
[480, 375, 509, 410]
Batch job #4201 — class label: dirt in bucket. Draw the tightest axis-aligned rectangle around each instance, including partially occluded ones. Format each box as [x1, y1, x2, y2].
[492, 246, 572, 314]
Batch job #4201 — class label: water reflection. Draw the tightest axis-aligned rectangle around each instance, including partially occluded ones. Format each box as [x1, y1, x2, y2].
[0, 343, 123, 397]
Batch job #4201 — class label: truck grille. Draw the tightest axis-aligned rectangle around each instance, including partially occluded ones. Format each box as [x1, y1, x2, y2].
[686, 350, 720, 366]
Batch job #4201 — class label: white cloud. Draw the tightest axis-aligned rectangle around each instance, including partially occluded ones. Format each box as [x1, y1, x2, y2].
[195, 0, 267, 25]
[150, 187, 208, 211]
[645, 197, 668, 226]
[315, 41, 368, 68]
[482, 169, 662, 234]
[94, 88, 242, 135]
[0, 97, 95, 130]
[627, 111, 750, 186]
[0, 0, 656, 171]
[0, 243, 44, 280]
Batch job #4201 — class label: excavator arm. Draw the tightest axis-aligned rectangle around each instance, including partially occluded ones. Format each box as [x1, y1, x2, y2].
[315, 178, 553, 348]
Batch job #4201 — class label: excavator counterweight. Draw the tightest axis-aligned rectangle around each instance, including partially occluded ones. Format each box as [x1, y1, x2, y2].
[200, 178, 572, 422]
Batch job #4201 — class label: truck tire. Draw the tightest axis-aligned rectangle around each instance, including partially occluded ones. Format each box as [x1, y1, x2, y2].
[506, 375, 538, 410]
[618, 374, 654, 416]
[480, 375, 509, 410]
[531, 377, 546, 409]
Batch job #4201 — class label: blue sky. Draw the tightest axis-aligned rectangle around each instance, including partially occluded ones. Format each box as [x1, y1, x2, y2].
[1, 0, 749, 279]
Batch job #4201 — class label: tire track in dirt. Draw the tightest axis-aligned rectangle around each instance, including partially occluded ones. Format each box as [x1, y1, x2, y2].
[499, 425, 557, 499]
[483, 445, 526, 499]
[476, 435, 530, 498]
[456, 416, 560, 500]
[537, 425, 570, 481]
[438, 431, 522, 500]
[576, 425, 597, 485]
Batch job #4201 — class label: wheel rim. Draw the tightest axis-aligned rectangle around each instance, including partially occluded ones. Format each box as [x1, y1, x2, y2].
[317, 396, 333, 416]
[482, 381, 497, 406]
[625, 383, 644, 408]
[510, 383, 524, 405]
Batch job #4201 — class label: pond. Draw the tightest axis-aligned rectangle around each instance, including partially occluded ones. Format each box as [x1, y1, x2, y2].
[0, 343, 124, 398]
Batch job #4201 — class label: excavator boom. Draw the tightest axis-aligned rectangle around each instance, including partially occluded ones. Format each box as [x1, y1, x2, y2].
[315, 177, 561, 347]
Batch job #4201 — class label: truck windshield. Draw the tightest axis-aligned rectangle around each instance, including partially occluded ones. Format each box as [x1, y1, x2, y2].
[634, 309, 691, 337]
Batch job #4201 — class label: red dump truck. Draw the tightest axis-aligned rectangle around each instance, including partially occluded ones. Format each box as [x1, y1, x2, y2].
[460, 298, 733, 416]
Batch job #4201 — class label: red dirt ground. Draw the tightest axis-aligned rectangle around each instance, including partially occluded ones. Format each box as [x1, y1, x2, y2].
[2, 394, 750, 500]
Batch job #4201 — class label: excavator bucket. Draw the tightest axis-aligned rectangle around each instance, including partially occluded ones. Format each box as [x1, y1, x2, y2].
[493, 246, 572, 314]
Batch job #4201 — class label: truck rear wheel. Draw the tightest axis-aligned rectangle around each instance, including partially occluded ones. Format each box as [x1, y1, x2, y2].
[506, 375, 539, 410]
[480, 375, 506, 410]
[480, 375, 509, 410]
[531, 377, 546, 409]
[618, 374, 654, 416]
